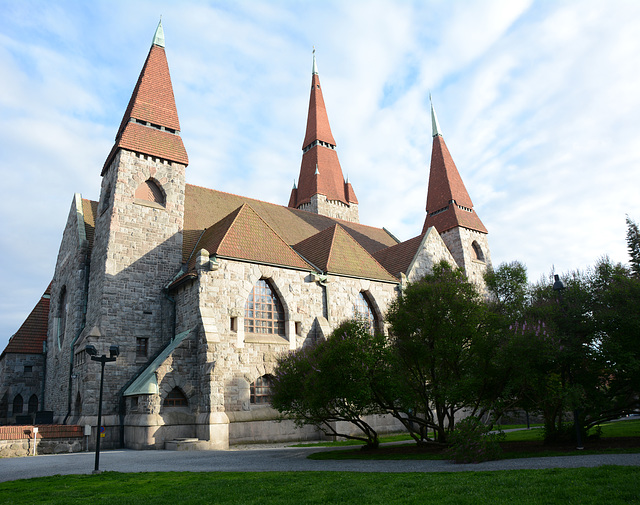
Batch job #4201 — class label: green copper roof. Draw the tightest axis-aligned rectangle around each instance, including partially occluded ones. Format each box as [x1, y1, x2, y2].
[152, 19, 165, 48]
[430, 95, 443, 137]
[123, 329, 192, 396]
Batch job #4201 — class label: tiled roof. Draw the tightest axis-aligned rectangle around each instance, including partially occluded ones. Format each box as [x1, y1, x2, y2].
[102, 42, 187, 174]
[294, 146, 354, 206]
[189, 203, 314, 271]
[2, 285, 51, 356]
[302, 73, 336, 148]
[183, 184, 398, 265]
[290, 65, 356, 209]
[373, 233, 426, 278]
[423, 135, 487, 234]
[116, 44, 181, 137]
[294, 224, 397, 282]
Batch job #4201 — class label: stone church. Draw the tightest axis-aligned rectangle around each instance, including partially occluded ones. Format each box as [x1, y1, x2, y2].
[0, 22, 491, 449]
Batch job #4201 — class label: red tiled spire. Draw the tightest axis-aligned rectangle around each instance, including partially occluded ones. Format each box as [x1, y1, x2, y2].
[422, 100, 487, 234]
[289, 50, 356, 208]
[102, 20, 188, 174]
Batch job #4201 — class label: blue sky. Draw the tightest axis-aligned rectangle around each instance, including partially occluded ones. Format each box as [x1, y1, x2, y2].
[2, 0, 640, 352]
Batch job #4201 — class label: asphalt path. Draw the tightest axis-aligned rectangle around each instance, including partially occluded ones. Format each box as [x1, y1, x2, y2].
[1, 446, 639, 482]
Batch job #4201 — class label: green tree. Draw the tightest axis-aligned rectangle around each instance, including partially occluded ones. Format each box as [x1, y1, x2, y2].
[626, 215, 640, 277]
[384, 261, 488, 443]
[270, 319, 387, 448]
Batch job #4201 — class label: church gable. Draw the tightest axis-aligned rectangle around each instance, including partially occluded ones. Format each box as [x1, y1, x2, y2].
[189, 204, 314, 271]
[293, 224, 397, 282]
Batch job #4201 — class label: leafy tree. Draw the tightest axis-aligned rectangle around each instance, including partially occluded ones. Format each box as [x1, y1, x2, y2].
[384, 261, 489, 443]
[270, 319, 387, 448]
[484, 261, 529, 319]
[627, 215, 640, 277]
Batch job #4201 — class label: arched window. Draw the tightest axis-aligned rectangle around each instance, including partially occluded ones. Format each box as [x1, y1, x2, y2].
[164, 387, 188, 407]
[28, 394, 38, 414]
[354, 291, 378, 332]
[57, 286, 68, 349]
[12, 394, 23, 415]
[250, 375, 273, 404]
[244, 280, 285, 336]
[471, 241, 485, 262]
[135, 179, 165, 206]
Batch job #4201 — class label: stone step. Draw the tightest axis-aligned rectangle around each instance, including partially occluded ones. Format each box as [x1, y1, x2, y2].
[164, 438, 211, 451]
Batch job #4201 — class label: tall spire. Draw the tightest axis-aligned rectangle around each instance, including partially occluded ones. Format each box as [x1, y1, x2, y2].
[288, 49, 358, 221]
[422, 99, 486, 234]
[102, 21, 188, 174]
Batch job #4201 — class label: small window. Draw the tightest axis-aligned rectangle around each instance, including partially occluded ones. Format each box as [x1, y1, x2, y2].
[471, 241, 485, 262]
[354, 291, 378, 333]
[13, 394, 23, 415]
[136, 338, 149, 358]
[24, 366, 33, 377]
[250, 375, 273, 404]
[130, 397, 139, 410]
[135, 179, 165, 206]
[57, 286, 68, 349]
[230, 316, 238, 332]
[164, 387, 188, 407]
[295, 322, 302, 337]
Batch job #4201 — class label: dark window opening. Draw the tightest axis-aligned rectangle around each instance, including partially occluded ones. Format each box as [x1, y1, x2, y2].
[244, 280, 285, 336]
[164, 387, 188, 407]
[250, 375, 273, 404]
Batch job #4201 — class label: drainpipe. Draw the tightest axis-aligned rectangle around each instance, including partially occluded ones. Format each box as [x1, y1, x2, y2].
[40, 341, 47, 411]
[63, 252, 90, 424]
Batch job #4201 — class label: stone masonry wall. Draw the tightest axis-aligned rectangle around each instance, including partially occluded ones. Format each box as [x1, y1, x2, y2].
[299, 194, 359, 223]
[0, 353, 45, 424]
[440, 227, 491, 292]
[79, 149, 186, 420]
[45, 194, 90, 419]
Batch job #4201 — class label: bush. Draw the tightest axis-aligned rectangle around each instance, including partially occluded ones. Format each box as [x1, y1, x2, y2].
[446, 416, 505, 463]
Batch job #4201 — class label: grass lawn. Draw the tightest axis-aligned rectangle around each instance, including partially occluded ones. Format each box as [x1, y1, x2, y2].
[307, 419, 640, 461]
[0, 467, 638, 505]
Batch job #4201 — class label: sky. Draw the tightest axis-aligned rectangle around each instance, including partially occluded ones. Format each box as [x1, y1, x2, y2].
[1, 0, 640, 352]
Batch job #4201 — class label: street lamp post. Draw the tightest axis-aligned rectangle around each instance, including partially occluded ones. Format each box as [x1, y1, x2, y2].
[552, 274, 584, 450]
[85, 344, 119, 474]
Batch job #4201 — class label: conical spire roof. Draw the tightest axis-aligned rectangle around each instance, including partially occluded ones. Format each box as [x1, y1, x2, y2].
[289, 50, 356, 209]
[422, 100, 487, 234]
[102, 20, 188, 174]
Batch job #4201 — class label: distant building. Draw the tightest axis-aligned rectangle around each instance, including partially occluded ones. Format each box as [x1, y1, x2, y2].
[0, 22, 491, 448]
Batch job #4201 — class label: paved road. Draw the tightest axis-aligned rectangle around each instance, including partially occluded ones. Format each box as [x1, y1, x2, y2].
[1, 446, 639, 482]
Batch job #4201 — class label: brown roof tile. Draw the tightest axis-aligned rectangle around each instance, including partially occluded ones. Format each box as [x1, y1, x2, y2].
[2, 285, 51, 356]
[423, 135, 487, 234]
[294, 224, 397, 282]
[189, 204, 314, 271]
[183, 184, 398, 264]
[373, 233, 426, 278]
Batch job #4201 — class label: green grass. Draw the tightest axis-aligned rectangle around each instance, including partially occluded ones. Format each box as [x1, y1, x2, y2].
[308, 420, 640, 461]
[0, 467, 638, 504]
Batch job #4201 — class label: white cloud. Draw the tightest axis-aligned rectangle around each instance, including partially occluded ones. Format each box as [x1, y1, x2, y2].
[2, 0, 640, 352]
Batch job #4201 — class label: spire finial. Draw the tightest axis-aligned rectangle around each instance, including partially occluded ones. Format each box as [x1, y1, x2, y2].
[430, 93, 442, 137]
[312, 47, 318, 75]
[153, 18, 165, 48]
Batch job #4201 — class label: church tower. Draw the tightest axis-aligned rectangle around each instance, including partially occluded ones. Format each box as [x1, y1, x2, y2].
[288, 50, 359, 222]
[80, 21, 188, 415]
[422, 99, 491, 286]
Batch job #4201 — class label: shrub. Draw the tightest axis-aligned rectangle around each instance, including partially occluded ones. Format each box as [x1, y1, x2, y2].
[446, 416, 505, 463]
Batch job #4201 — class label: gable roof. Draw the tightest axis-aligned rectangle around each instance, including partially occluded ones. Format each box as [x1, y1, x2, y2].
[189, 203, 314, 271]
[294, 224, 397, 282]
[373, 232, 426, 278]
[2, 285, 51, 357]
[183, 184, 398, 265]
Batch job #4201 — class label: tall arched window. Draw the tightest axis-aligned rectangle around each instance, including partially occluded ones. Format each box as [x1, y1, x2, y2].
[250, 375, 273, 404]
[12, 394, 23, 415]
[164, 387, 188, 407]
[244, 280, 285, 336]
[28, 394, 38, 414]
[135, 179, 165, 206]
[58, 286, 68, 349]
[354, 291, 378, 333]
